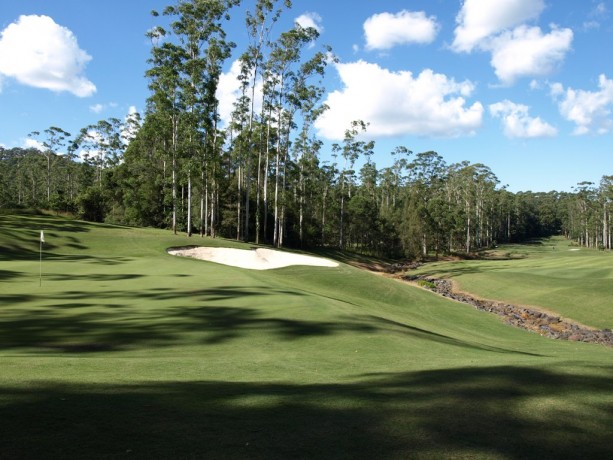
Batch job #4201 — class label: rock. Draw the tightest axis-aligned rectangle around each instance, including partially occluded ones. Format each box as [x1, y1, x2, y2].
[408, 275, 613, 347]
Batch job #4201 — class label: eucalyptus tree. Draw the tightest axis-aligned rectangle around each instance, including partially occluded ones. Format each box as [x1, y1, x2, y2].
[117, 113, 170, 227]
[571, 181, 599, 247]
[151, 0, 238, 236]
[267, 23, 321, 247]
[146, 32, 185, 234]
[471, 163, 499, 249]
[27, 126, 71, 204]
[599, 175, 613, 249]
[200, 39, 234, 238]
[346, 160, 380, 252]
[146, 0, 238, 235]
[332, 120, 373, 249]
[319, 161, 338, 246]
[388, 146, 411, 209]
[404, 151, 447, 257]
[445, 161, 499, 253]
[229, 58, 252, 240]
[237, 0, 292, 242]
[0, 148, 43, 207]
[75, 118, 126, 186]
[288, 46, 329, 246]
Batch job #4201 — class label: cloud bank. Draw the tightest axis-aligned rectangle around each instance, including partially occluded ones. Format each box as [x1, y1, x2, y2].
[551, 74, 613, 135]
[452, 0, 545, 52]
[314, 60, 483, 140]
[0, 15, 96, 97]
[451, 0, 572, 85]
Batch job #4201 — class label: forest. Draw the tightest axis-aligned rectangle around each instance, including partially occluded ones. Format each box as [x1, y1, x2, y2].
[1, 0, 612, 259]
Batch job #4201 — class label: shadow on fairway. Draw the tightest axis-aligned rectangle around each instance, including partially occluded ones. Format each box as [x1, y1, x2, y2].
[366, 315, 543, 357]
[0, 365, 610, 459]
[0, 214, 93, 260]
[0, 269, 23, 281]
[0, 286, 532, 355]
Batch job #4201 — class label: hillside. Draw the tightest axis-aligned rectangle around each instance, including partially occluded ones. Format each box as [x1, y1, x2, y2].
[0, 213, 611, 459]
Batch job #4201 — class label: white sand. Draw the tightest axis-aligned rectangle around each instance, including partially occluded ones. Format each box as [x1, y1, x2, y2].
[167, 246, 339, 270]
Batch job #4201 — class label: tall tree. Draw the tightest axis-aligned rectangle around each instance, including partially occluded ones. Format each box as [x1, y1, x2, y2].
[267, 22, 319, 246]
[28, 126, 71, 205]
[332, 120, 373, 249]
[75, 118, 126, 186]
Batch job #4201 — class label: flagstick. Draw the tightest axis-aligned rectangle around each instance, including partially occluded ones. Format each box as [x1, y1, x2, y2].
[39, 238, 42, 287]
[39, 230, 44, 287]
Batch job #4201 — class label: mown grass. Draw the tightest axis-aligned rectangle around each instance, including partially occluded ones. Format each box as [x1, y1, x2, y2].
[412, 236, 613, 330]
[1, 214, 612, 459]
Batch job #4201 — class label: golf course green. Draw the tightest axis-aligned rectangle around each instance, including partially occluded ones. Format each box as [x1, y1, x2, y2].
[1, 213, 611, 459]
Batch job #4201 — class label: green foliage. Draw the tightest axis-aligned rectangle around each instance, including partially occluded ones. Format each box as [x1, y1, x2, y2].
[2, 0, 613, 262]
[416, 279, 436, 290]
[76, 187, 107, 222]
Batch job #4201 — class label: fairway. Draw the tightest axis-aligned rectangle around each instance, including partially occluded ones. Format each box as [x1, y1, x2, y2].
[412, 237, 613, 330]
[1, 214, 612, 459]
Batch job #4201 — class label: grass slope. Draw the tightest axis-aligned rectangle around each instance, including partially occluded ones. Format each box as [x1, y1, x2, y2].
[1, 214, 611, 459]
[413, 237, 613, 330]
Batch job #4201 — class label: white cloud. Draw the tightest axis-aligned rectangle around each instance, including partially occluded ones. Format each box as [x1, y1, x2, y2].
[295, 12, 323, 33]
[595, 2, 607, 15]
[584, 2, 608, 30]
[450, 2, 572, 85]
[552, 74, 613, 135]
[122, 106, 141, 142]
[549, 82, 564, 97]
[452, 0, 545, 52]
[314, 60, 483, 140]
[216, 59, 264, 128]
[216, 60, 243, 127]
[490, 100, 557, 138]
[489, 25, 573, 85]
[364, 10, 439, 50]
[23, 138, 45, 151]
[0, 15, 96, 97]
[89, 102, 118, 113]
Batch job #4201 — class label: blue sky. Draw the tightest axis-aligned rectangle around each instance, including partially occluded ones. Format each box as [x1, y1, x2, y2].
[1, 0, 612, 192]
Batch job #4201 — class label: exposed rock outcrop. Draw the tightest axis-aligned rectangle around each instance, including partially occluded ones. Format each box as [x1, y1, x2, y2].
[403, 275, 613, 347]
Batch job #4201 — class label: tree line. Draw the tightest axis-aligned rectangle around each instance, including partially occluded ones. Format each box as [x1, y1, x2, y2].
[1, 0, 611, 257]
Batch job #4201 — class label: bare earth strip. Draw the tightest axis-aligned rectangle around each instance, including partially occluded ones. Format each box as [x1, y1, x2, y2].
[167, 246, 339, 270]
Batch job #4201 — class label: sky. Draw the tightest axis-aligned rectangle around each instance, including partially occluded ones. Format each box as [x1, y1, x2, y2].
[1, 0, 612, 192]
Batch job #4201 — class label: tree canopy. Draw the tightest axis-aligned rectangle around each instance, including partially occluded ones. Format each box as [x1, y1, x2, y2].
[2, 0, 611, 258]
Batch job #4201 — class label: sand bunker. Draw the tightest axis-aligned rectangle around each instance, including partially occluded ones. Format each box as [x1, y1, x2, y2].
[167, 246, 339, 270]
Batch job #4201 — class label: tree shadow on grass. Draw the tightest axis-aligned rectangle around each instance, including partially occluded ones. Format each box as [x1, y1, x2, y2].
[0, 285, 534, 355]
[0, 365, 610, 459]
[0, 269, 23, 281]
[0, 285, 367, 352]
[366, 315, 544, 356]
[0, 215, 92, 260]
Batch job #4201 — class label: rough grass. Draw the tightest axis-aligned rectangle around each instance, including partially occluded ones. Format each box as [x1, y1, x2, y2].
[1, 214, 612, 459]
